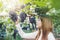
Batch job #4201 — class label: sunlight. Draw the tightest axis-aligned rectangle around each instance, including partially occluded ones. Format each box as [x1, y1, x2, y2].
[1, 0, 23, 10]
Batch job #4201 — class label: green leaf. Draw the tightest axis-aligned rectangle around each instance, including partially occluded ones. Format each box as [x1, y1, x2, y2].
[0, 1, 3, 8]
[52, 0, 60, 10]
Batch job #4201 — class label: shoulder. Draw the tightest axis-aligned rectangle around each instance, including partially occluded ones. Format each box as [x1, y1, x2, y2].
[48, 32, 54, 36]
[48, 32, 55, 40]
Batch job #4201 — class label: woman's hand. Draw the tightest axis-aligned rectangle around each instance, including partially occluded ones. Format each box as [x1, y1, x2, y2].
[15, 19, 19, 25]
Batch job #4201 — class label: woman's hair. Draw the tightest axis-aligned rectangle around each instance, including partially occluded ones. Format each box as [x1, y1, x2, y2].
[35, 17, 53, 40]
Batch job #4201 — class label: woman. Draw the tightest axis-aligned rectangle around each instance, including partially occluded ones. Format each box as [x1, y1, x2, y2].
[15, 17, 55, 40]
[35, 17, 55, 40]
[9, 12, 55, 40]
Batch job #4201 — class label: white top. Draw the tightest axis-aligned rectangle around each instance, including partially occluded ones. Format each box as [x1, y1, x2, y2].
[38, 30, 55, 40]
[16, 23, 55, 40]
[16, 23, 38, 39]
[48, 32, 55, 40]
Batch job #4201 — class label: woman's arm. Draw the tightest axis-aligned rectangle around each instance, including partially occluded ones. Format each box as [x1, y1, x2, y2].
[48, 32, 55, 40]
[9, 12, 38, 39]
[16, 23, 38, 39]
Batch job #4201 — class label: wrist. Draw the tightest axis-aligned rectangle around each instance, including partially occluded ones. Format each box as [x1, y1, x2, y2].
[15, 20, 19, 25]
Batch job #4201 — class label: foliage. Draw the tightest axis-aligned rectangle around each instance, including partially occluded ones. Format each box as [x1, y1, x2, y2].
[0, 0, 60, 39]
[52, 0, 60, 10]
[0, 1, 3, 12]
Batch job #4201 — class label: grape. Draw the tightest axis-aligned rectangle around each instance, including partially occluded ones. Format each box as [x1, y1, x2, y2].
[29, 16, 36, 30]
[20, 12, 27, 22]
[29, 16, 36, 23]
[13, 29, 18, 39]
[9, 11, 18, 22]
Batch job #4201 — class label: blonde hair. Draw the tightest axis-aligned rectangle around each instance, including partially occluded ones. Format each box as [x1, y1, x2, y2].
[35, 17, 53, 40]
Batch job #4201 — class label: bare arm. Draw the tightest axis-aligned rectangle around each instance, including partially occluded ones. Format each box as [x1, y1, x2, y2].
[15, 23, 38, 39]
[9, 11, 38, 39]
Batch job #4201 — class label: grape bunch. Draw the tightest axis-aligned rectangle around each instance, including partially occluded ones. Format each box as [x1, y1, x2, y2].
[29, 16, 36, 24]
[9, 11, 18, 22]
[13, 29, 18, 39]
[20, 12, 27, 22]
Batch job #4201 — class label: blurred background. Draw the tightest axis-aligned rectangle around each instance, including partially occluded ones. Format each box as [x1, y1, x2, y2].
[0, 0, 60, 40]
